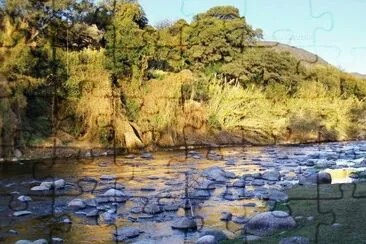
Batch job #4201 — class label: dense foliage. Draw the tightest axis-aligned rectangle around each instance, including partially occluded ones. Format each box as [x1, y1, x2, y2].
[0, 0, 365, 157]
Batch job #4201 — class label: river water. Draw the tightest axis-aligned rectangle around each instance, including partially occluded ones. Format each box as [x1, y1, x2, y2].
[1, 141, 366, 243]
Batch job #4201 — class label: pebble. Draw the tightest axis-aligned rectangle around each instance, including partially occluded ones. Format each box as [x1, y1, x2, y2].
[13, 211, 32, 217]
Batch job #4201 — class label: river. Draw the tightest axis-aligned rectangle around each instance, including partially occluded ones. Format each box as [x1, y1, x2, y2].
[1, 141, 366, 243]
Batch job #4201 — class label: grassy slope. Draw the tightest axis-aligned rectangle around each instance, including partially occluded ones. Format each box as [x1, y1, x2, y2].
[224, 183, 366, 244]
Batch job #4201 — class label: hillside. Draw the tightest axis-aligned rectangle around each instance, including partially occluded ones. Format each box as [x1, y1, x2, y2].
[0, 2, 366, 158]
[257, 41, 328, 65]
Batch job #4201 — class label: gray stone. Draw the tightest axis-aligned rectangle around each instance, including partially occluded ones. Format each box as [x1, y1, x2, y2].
[31, 185, 49, 191]
[299, 172, 332, 185]
[143, 204, 162, 215]
[171, 217, 197, 230]
[14, 149, 22, 158]
[18, 195, 32, 202]
[196, 180, 216, 190]
[195, 235, 217, 244]
[32, 239, 48, 244]
[192, 190, 211, 199]
[102, 189, 126, 197]
[53, 179, 65, 189]
[262, 170, 281, 181]
[68, 199, 85, 209]
[100, 175, 117, 181]
[245, 211, 296, 236]
[200, 229, 228, 242]
[86, 209, 99, 217]
[84, 198, 97, 207]
[51, 237, 63, 244]
[252, 179, 265, 186]
[225, 172, 237, 179]
[202, 167, 226, 182]
[15, 241, 32, 244]
[164, 204, 179, 211]
[130, 207, 143, 214]
[279, 236, 310, 244]
[233, 180, 246, 188]
[306, 216, 314, 221]
[13, 211, 32, 217]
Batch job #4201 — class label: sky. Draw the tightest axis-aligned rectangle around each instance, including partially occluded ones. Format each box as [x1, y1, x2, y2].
[139, 0, 366, 74]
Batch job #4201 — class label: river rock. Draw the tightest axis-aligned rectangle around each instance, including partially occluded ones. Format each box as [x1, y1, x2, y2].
[15, 241, 32, 244]
[31, 185, 49, 191]
[13, 211, 32, 217]
[279, 236, 310, 244]
[202, 167, 227, 182]
[233, 179, 246, 188]
[262, 170, 281, 181]
[100, 175, 117, 181]
[86, 209, 99, 217]
[196, 180, 216, 190]
[68, 199, 85, 209]
[51, 237, 63, 244]
[143, 204, 162, 215]
[195, 235, 217, 244]
[164, 204, 179, 211]
[245, 211, 296, 236]
[32, 239, 48, 244]
[130, 207, 143, 214]
[225, 172, 237, 179]
[299, 172, 332, 185]
[171, 217, 197, 230]
[102, 189, 126, 197]
[14, 149, 22, 158]
[18, 195, 32, 202]
[192, 190, 211, 199]
[114, 227, 143, 241]
[200, 229, 228, 242]
[84, 198, 97, 207]
[252, 179, 265, 186]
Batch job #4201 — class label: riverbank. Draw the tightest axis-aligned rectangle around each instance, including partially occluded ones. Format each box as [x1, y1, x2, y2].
[4, 138, 366, 163]
[225, 182, 366, 243]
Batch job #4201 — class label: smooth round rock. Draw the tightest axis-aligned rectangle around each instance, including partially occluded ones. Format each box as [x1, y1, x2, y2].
[245, 211, 296, 236]
[195, 235, 217, 244]
[171, 217, 197, 230]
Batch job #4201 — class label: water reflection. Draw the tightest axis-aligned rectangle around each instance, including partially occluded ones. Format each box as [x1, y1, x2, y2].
[0, 141, 365, 243]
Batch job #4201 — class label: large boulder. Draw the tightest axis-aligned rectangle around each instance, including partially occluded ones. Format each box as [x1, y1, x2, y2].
[298, 172, 332, 185]
[245, 211, 296, 236]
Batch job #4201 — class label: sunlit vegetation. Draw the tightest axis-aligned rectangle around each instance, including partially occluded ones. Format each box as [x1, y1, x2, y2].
[0, 0, 365, 157]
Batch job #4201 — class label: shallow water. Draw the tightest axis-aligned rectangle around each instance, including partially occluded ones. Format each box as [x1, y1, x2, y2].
[1, 141, 366, 243]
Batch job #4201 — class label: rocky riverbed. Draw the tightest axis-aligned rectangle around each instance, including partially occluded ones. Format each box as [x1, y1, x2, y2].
[1, 141, 366, 243]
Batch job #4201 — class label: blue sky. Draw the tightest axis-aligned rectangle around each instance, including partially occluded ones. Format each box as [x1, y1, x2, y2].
[139, 0, 366, 74]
